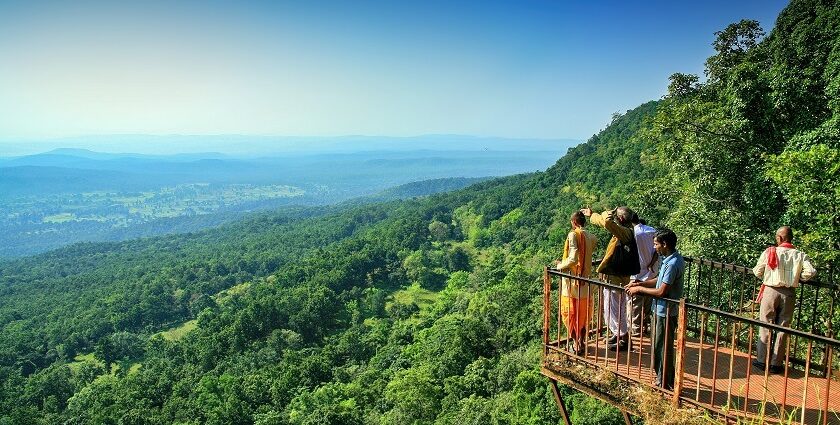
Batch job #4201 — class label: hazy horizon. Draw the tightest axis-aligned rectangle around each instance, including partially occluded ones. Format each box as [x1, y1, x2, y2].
[0, 134, 581, 157]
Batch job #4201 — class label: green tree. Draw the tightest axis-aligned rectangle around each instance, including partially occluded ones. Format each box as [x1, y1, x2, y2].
[766, 144, 840, 266]
[428, 220, 450, 242]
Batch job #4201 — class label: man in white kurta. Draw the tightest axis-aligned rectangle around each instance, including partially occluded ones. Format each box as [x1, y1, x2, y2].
[627, 216, 658, 338]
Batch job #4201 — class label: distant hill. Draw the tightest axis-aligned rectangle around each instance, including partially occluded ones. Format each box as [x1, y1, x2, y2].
[359, 176, 492, 202]
[0, 134, 579, 157]
[43, 148, 230, 161]
[0, 149, 228, 167]
[0, 166, 158, 196]
[0, 149, 563, 197]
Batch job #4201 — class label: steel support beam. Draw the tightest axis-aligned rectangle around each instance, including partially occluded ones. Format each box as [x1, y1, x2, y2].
[549, 379, 572, 425]
[621, 410, 633, 425]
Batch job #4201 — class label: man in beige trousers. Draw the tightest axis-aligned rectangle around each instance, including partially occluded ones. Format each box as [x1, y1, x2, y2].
[752, 226, 817, 373]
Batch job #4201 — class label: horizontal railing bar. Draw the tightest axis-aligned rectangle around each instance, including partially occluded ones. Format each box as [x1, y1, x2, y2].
[547, 269, 840, 349]
[683, 256, 752, 274]
[686, 303, 840, 348]
[592, 257, 837, 290]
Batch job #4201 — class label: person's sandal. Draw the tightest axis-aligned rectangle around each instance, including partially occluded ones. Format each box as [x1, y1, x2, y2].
[575, 340, 586, 356]
[608, 335, 628, 351]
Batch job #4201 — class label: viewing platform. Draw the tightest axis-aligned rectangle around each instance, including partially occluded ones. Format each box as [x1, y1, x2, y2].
[541, 258, 839, 424]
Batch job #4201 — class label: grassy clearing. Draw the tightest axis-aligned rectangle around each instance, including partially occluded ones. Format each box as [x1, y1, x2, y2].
[158, 319, 198, 341]
[43, 213, 75, 223]
[67, 353, 140, 376]
[114, 360, 142, 375]
[67, 352, 100, 373]
[388, 283, 439, 313]
[214, 282, 252, 303]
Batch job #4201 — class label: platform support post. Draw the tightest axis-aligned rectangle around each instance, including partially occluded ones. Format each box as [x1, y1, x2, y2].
[549, 379, 572, 425]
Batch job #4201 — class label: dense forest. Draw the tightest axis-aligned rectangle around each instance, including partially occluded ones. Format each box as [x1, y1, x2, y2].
[0, 0, 838, 423]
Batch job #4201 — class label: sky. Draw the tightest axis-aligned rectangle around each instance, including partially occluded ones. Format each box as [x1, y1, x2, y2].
[0, 0, 789, 147]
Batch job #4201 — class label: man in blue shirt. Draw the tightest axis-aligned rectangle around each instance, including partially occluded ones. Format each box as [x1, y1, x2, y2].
[626, 228, 684, 390]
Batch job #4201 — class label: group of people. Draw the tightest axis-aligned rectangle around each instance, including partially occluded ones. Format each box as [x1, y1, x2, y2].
[554, 207, 817, 390]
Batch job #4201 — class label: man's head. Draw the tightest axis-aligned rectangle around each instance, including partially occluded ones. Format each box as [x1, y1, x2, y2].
[571, 211, 586, 228]
[615, 206, 634, 226]
[775, 226, 793, 244]
[653, 228, 677, 256]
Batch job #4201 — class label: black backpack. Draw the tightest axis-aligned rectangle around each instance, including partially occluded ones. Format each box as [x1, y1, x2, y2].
[600, 236, 640, 276]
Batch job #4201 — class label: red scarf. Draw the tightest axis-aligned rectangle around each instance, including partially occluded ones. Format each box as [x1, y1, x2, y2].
[767, 242, 795, 270]
[757, 242, 795, 302]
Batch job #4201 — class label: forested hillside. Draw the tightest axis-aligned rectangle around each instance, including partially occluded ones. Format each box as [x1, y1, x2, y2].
[1, 0, 838, 423]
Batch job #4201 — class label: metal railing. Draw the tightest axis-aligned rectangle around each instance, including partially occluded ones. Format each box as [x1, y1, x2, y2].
[542, 261, 840, 424]
[681, 257, 838, 375]
[681, 257, 836, 336]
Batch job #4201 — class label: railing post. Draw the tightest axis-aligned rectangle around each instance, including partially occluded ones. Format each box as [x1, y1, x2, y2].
[822, 346, 833, 425]
[672, 298, 687, 406]
[544, 266, 551, 356]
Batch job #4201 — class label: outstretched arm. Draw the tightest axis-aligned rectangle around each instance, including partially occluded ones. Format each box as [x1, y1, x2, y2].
[628, 281, 669, 298]
[582, 208, 632, 242]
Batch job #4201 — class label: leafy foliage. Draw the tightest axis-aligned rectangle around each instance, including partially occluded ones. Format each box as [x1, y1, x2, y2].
[644, 0, 840, 265]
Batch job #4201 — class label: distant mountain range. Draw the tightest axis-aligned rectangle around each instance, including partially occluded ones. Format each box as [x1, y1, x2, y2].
[0, 147, 570, 198]
[0, 134, 581, 157]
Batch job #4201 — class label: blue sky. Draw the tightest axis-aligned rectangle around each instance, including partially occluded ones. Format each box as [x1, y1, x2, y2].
[0, 0, 788, 143]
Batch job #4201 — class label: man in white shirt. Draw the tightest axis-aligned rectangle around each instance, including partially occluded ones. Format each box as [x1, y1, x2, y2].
[627, 214, 658, 340]
[752, 226, 817, 373]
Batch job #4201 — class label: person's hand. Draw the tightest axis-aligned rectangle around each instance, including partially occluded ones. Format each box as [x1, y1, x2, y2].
[626, 286, 641, 295]
[580, 207, 592, 217]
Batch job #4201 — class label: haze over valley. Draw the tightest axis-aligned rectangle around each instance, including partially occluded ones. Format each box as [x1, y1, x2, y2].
[0, 137, 572, 257]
